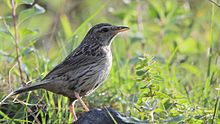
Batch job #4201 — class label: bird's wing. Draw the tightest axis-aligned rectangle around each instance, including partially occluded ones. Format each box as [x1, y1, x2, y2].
[42, 50, 104, 81]
[8, 50, 104, 97]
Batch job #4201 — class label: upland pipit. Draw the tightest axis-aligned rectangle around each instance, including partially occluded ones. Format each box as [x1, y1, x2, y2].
[0, 23, 129, 121]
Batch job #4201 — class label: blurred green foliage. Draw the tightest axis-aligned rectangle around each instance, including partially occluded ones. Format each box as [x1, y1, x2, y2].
[0, 0, 220, 123]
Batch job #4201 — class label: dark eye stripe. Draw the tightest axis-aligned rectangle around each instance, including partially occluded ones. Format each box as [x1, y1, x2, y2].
[101, 28, 109, 32]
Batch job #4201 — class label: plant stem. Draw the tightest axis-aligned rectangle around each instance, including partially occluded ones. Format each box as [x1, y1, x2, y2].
[11, 0, 25, 86]
[204, 0, 215, 102]
[212, 95, 219, 124]
[209, 0, 220, 7]
[136, 0, 145, 51]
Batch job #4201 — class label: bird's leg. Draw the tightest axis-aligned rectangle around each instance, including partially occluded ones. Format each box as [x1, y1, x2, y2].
[69, 100, 77, 121]
[74, 92, 89, 111]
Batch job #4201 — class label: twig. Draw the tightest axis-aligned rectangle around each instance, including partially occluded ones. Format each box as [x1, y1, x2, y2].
[26, 107, 41, 124]
[209, 0, 220, 7]
[11, 0, 25, 86]
[0, 92, 15, 105]
[105, 107, 118, 124]
[16, 99, 41, 124]
[14, 96, 43, 124]
[14, 98, 40, 106]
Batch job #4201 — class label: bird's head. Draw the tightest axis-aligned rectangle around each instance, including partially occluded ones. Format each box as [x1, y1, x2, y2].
[83, 23, 129, 46]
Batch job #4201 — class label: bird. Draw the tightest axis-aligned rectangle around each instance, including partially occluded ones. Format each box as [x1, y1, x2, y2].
[0, 23, 129, 121]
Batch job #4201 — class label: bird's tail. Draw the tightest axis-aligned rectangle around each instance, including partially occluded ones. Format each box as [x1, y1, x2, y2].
[13, 82, 45, 95]
[0, 81, 47, 105]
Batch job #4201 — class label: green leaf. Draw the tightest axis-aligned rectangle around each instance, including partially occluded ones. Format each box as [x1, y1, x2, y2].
[180, 63, 201, 78]
[19, 28, 38, 41]
[0, 16, 12, 20]
[0, 30, 13, 43]
[3, 0, 12, 8]
[164, 115, 185, 123]
[177, 38, 198, 54]
[60, 15, 73, 39]
[130, 32, 144, 43]
[16, 0, 34, 5]
[5, 0, 34, 8]
[18, 4, 45, 26]
[148, 1, 160, 19]
[136, 70, 146, 76]
[21, 47, 35, 56]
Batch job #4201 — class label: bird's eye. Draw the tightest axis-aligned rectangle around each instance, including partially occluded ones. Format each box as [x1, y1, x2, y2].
[101, 28, 109, 32]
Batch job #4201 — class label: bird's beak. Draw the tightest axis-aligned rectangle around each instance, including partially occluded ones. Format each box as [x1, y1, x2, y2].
[113, 26, 129, 33]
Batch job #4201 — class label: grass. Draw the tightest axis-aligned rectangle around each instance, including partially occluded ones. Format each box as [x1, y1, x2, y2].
[0, 0, 220, 123]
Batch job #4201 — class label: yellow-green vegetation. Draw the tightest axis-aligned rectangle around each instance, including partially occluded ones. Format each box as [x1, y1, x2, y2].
[0, 0, 220, 123]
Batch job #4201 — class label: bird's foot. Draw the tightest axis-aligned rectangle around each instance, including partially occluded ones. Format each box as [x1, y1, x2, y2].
[74, 92, 90, 111]
[69, 101, 77, 121]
